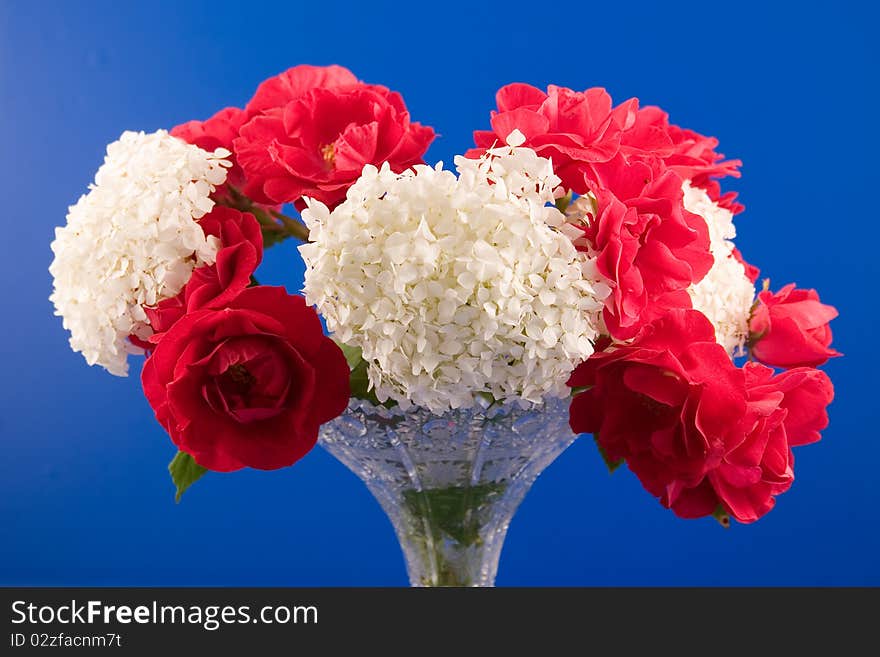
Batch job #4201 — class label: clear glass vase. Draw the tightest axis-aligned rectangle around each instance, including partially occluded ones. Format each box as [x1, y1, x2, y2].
[318, 396, 577, 587]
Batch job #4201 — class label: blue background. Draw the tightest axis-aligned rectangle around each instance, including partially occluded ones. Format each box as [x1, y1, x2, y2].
[1, 0, 876, 586]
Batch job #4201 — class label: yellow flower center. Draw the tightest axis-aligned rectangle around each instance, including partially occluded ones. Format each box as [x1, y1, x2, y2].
[321, 143, 336, 169]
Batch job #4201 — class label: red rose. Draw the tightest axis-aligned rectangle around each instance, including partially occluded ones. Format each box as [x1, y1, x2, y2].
[243, 64, 358, 119]
[569, 310, 834, 523]
[171, 107, 248, 200]
[578, 157, 713, 340]
[755, 366, 834, 448]
[468, 83, 636, 194]
[569, 310, 746, 503]
[142, 286, 350, 472]
[235, 67, 435, 209]
[698, 363, 834, 523]
[145, 206, 263, 339]
[620, 105, 743, 213]
[749, 283, 840, 368]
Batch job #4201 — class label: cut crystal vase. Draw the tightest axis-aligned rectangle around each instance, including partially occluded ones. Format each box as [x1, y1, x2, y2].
[318, 397, 577, 587]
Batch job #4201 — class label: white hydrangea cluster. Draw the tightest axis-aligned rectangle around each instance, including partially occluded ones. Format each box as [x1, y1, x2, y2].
[49, 130, 231, 376]
[683, 181, 755, 355]
[299, 132, 609, 413]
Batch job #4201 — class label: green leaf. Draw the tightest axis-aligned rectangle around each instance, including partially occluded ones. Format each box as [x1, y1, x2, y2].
[333, 340, 396, 407]
[335, 340, 364, 369]
[594, 435, 624, 474]
[168, 451, 207, 503]
[349, 359, 383, 405]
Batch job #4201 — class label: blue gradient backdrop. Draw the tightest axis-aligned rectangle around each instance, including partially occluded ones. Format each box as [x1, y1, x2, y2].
[1, 0, 876, 585]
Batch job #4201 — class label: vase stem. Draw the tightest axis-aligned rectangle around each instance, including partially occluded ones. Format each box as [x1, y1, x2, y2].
[399, 482, 509, 586]
[319, 398, 577, 586]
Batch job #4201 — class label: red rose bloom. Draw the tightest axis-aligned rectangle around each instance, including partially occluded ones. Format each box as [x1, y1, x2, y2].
[749, 283, 840, 368]
[171, 107, 248, 200]
[145, 206, 263, 339]
[579, 157, 713, 340]
[243, 64, 358, 119]
[569, 311, 834, 523]
[569, 310, 746, 502]
[468, 83, 636, 194]
[620, 105, 743, 213]
[142, 286, 350, 472]
[700, 363, 833, 523]
[235, 66, 435, 209]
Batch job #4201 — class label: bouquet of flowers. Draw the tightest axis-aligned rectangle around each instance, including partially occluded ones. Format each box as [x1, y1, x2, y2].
[50, 65, 838, 584]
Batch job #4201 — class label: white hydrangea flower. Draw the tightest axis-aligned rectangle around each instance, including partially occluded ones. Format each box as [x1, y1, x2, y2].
[49, 130, 231, 376]
[300, 132, 609, 413]
[683, 181, 755, 355]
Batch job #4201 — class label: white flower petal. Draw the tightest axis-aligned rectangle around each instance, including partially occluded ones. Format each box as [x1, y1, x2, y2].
[683, 181, 755, 355]
[49, 130, 229, 375]
[300, 145, 607, 413]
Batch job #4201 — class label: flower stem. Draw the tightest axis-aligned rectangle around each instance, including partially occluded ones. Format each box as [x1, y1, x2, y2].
[401, 482, 505, 587]
[221, 185, 311, 244]
[268, 208, 310, 242]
